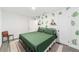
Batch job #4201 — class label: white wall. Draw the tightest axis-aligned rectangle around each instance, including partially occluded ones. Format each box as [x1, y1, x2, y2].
[0, 8, 2, 47]
[2, 10, 29, 39]
[56, 8, 72, 45]
[28, 19, 38, 32]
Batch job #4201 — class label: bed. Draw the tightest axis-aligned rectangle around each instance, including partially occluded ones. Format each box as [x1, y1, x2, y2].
[19, 27, 57, 52]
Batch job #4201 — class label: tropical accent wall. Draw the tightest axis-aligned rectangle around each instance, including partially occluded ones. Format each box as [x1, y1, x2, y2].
[33, 13, 57, 28]
[32, 7, 79, 48]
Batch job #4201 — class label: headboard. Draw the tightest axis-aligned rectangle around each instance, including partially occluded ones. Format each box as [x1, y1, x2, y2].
[38, 27, 57, 35]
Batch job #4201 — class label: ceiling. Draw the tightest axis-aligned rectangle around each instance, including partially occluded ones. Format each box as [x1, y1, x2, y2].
[2, 7, 65, 17]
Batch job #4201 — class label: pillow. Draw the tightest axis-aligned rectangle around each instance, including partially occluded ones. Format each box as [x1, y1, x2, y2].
[38, 27, 44, 32]
[49, 28, 57, 35]
[43, 28, 56, 35]
[38, 27, 57, 35]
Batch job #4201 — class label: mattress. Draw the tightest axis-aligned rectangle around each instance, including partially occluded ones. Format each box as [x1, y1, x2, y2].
[19, 32, 57, 52]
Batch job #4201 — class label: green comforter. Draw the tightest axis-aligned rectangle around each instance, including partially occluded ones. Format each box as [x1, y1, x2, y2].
[19, 32, 57, 52]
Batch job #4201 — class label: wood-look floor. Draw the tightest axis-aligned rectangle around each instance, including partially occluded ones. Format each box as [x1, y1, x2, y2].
[0, 39, 79, 52]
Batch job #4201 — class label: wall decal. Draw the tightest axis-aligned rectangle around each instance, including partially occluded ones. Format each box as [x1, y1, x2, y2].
[75, 30, 79, 35]
[36, 16, 40, 19]
[72, 39, 77, 45]
[72, 11, 79, 17]
[36, 16, 38, 18]
[38, 16, 40, 19]
[71, 20, 75, 26]
[34, 17, 36, 20]
[45, 21, 48, 28]
[59, 12, 62, 15]
[66, 7, 70, 10]
[52, 13, 55, 16]
[51, 19, 56, 25]
[38, 20, 42, 25]
[45, 15, 47, 18]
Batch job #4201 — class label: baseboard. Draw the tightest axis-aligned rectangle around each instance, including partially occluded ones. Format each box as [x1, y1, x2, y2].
[58, 41, 79, 50]
[68, 44, 79, 50]
[56, 42, 61, 44]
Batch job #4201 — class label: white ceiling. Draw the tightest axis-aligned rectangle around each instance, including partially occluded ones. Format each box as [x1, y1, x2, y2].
[2, 7, 65, 17]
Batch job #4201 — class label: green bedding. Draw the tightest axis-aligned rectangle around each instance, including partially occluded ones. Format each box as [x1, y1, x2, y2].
[19, 32, 57, 52]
